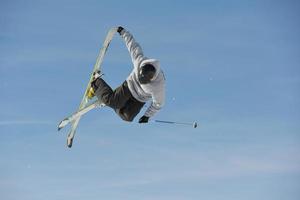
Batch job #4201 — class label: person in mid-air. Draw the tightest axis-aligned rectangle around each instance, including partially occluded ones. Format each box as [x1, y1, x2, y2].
[88, 26, 165, 123]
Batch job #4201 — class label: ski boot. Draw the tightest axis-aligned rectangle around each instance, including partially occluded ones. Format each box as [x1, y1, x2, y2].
[87, 70, 103, 99]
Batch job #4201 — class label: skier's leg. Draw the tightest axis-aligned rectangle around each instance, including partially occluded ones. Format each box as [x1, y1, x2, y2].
[94, 78, 131, 109]
[93, 78, 144, 122]
[118, 97, 145, 122]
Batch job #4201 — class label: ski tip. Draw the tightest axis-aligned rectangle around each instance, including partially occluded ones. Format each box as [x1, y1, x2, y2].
[57, 122, 62, 131]
[58, 122, 64, 131]
[67, 137, 73, 148]
[58, 118, 69, 131]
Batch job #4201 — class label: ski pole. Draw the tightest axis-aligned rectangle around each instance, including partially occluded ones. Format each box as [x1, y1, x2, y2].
[155, 120, 198, 128]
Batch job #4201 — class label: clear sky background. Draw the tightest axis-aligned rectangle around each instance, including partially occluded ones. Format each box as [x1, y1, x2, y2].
[1, 0, 300, 199]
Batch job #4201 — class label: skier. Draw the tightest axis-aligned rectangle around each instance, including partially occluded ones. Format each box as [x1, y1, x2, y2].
[87, 26, 165, 123]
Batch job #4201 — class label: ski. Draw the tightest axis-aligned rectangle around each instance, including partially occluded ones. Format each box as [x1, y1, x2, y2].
[58, 27, 118, 148]
[58, 100, 105, 131]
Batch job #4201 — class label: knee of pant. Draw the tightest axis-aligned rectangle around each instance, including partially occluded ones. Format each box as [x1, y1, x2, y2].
[120, 111, 134, 122]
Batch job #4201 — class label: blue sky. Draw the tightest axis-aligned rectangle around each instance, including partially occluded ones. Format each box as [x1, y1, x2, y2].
[1, 0, 300, 199]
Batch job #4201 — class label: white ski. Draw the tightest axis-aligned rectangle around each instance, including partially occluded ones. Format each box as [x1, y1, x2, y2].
[58, 100, 105, 131]
[58, 27, 118, 148]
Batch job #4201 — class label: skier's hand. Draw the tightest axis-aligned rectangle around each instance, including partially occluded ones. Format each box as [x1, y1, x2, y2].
[117, 26, 124, 35]
[139, 116, 149, 123]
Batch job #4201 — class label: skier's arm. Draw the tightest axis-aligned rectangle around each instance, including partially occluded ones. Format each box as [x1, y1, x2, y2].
[118, 27, 146, 69]
[144, 85, 165, 118]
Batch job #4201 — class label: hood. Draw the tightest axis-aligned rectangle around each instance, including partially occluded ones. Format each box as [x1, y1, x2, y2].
[140, 58, 160, 80]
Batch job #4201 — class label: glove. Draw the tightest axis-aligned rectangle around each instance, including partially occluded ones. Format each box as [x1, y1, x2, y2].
[117, 26, 124, 35]
[139, 116, 149, 123]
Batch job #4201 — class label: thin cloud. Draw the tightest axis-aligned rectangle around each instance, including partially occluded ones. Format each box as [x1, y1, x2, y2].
[0, 120, 54, 126]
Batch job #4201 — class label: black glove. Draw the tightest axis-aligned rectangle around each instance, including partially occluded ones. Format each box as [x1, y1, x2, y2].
[139, 116, 149, 123]
[117, 26, 124, 35]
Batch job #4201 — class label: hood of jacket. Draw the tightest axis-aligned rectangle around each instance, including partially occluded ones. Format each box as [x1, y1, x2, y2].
[140, 58, 160, 81]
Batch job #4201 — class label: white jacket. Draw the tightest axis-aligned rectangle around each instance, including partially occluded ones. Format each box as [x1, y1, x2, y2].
[120, 29, 165, 118]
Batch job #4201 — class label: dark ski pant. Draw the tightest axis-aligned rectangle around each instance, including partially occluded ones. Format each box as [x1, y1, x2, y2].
[94, 78, 145, 122]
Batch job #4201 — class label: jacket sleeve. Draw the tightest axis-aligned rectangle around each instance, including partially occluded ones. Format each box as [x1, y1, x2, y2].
[120, 29, 146, 69]
[144, 80, 165, 118]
